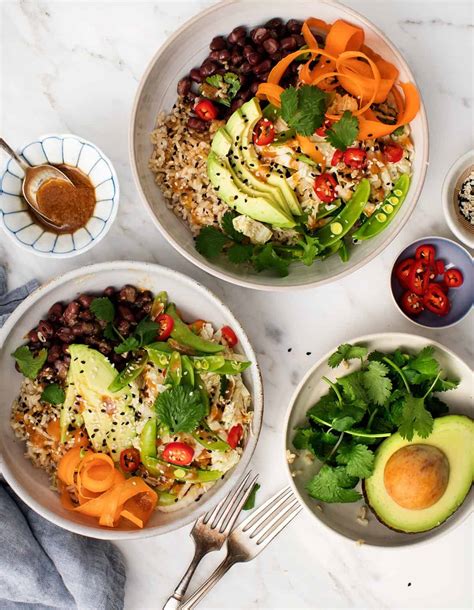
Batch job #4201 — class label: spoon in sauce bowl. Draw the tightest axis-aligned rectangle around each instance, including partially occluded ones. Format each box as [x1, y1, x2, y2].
[0, 138, 75, 230]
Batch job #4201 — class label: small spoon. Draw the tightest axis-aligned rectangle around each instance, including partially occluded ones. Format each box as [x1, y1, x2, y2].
[0, 137, 74, 229]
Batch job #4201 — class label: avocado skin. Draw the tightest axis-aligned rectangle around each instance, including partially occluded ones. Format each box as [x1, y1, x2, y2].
[363, 415, 474, 534]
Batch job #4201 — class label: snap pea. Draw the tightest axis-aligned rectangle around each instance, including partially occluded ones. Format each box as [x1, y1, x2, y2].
[314, 179, 370, 247]
[145, 456, 223, 482]
[191, 355, 251, 374]
[158, 492, 178, 506]
[262, 103, 280, 121]
[316, 198, 342, 220]
[352, 174, 411, 241]
[166, 303, 224, 354]
[191, 430, 230, 451]
[146, 347, 170, 368]
[146, 341, 172, 353]
[151, 290, 168, 318]
[140, 418, 157, 459]
[108, 351, 148, 392]
[166, 351, 182, 386]
[181, 355, 195, 387]
[214, 360, 251, 375]
[338, 241, 349, 263]
[274, 128, 296, 144]
[195, 371, 210, 414]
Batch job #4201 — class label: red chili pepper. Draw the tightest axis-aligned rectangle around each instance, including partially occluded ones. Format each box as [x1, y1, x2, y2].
[395, 258, 415, 289]
[314, 173, 338, 203]
[119, 447, 141, 473]
[423, 284, 450, 316]
[343, 147, 367, 169]
[383, 143, 404, 163]
[435, 260, 445, 276]
[155, 313, 174, 341]
[408, 261, 431, 296]
[194, 99, 218, 121]
[432, 281, 449, 294]
[415, 244, 436, 266]
[221, 325, 238, 348]
[315, 119, 333, 137]
[331, 150, 344, 166]
[253, 118, 275, 146]
[227, 424, 243, 449]
[162, 442, 194, 466]
[444, 268, 464, 288]
[401, 291, 424, 316]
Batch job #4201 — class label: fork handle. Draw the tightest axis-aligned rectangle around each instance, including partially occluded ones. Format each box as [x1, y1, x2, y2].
[162, 548, 207, 610]
[180, 555, 236, 610]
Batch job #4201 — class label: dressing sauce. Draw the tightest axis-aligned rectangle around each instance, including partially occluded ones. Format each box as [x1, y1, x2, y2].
[35, 165, 96, 233]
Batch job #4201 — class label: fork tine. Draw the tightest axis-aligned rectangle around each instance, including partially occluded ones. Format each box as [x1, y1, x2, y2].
[256, 501, 302, 547]
[247, 494, 295, 539]
[253, 498, 301, 543]
[217, 473, 259, 534]
[237, 487, 293, 534]
[203, 471, 252, 526]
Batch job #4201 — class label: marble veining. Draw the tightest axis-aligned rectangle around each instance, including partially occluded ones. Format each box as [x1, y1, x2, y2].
[0, 1, 472, 608]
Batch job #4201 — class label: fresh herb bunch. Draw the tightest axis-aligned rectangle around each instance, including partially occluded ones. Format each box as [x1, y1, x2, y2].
[294, 344, 458, 504]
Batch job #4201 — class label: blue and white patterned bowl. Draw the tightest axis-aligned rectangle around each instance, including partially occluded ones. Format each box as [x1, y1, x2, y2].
[0, 134, 119, 257]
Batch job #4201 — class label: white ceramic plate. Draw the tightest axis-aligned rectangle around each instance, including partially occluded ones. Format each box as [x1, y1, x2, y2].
[130, 0, 429, 290]
[283, 333, 473, 547]
[0, 262, 263, 540]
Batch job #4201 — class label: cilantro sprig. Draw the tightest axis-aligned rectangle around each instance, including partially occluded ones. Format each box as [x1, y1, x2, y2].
[155, 385, 207, 434]
[280, 85, 328, 136]
[12, 346, 47, 380]
[294, 343, 458, 504]
[325, 111, 359, 150]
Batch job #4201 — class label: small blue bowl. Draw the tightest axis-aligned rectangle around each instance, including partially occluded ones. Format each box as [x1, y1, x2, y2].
[391, 236, 473, 328]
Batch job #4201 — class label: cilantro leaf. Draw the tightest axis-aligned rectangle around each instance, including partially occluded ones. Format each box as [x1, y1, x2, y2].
[135, 317, 159, 346]
[115, 336, 139, 355]
[327, 344, 368, 368]
[362, 361, 392, 406]
[104, 323, 120, 341]
[227, 243, 254, 264]
[243, 483, 260, 510]
[41, 383, 65, 405]
[306, 465, 361, 503]
[220, 211, 244, 242]
[90, 297, 115, 323]
[12, 346, 47, 380]
[337, 371, 368, 402]
[195, 227, 229, 259]
[432, 377, 459, 393]
[252, 244, 290, 277]
[336, 443, 375, 478]
[223, 72, 241, 99]
[325, 111, 359, 151]
[407, 346, 439, 377]
[398, 395, 434, 441]
[206, 74, 223, 88]
[280, 85, 328, 136]
[293, 427, 316, 451]
[155, 386, 207, 434]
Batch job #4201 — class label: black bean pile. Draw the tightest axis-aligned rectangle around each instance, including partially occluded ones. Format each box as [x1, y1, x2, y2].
[178, 17, 308, 131]
[25, 285, 153, 381]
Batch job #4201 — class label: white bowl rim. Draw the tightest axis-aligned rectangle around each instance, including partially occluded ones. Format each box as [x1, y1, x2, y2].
[0, 260, 264, 539]
[441, 148, 474, 250]
[129, 0, 430, 292]
[0, 133, 120, 259]
[282, 331, 473, 548]
[389, 235, 473, 330]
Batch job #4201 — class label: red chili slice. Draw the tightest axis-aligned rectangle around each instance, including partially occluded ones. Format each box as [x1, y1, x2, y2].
[415, 244, 436, 265]
[383, 143, 404, 163]
[221, 325, 238, 348]
[408, 261, 431, 296]
[315, 119, 333, 137]
[194, 99, 218, 121]
[331, 150, 344, 166]
[423, 284, 450, 316]
[401, 291, 424, 316]
[156, 313, 174, 341]
[343, 147, 367, 169]
[119, 447, 141, 473]
[162, 442, 194, 466]
[395, 258, 415, 289]
[444, 268, 464, 288]
[253, 118, 275, 146]
[435, 260, 445, 276]
[432, 281, 449, 294]
[314, 173, 338, 203]
[227, 424, 243, 449]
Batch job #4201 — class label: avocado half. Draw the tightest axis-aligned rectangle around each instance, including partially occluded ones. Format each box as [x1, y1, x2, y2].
[363, 415, 474, 533]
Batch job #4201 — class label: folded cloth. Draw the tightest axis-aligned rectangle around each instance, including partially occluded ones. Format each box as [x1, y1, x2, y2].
[0, 268, 126, 610]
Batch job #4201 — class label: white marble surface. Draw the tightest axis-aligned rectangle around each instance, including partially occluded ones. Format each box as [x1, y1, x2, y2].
[1, 1, 473, 608]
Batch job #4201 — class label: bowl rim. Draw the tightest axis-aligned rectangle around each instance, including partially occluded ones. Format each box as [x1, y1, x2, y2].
[129, 0, 430, 292]
[389, 235, 473, 330]
[281, 331, 473, 548]
[0, 260, 264, 539]
[0, 133, 120, 259]
[441, 148, 474, 250]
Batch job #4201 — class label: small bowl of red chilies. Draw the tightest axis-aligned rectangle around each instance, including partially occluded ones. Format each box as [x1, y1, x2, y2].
[391, 236, 473, 328]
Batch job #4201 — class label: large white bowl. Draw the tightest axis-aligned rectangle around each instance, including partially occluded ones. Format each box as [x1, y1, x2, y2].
[0, 262, 263, 539]
[283, 333, 473, 547]
[130, 0, 429, 291]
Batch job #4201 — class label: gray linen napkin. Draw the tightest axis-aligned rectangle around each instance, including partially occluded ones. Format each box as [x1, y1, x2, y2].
[0, 267, 126, 610]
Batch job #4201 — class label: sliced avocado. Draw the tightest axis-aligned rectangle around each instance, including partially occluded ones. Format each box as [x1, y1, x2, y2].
[364, 415, 474, 533]
[59, 370, 83, 443]
[207, 151, 295, 228]
[240, 98, 302, 217]
[67, 344, 138, 460]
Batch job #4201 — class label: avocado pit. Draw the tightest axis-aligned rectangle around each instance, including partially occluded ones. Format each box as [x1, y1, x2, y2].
[383, 444, 450, 510]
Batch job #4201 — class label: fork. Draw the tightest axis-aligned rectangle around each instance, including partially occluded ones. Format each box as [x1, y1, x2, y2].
[162, 471, 259, 610]
[180, 487, 302, 610]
